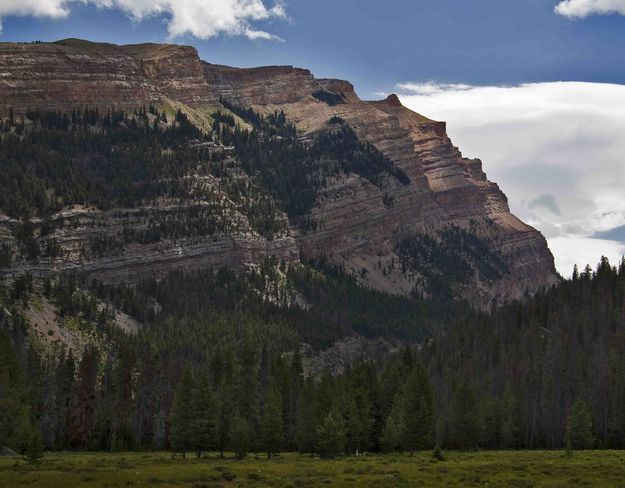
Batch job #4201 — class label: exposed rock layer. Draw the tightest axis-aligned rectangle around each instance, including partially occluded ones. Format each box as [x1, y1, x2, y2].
[0, 39, 557, 306]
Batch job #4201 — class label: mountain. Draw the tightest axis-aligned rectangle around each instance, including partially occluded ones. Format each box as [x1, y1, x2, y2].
[0, 39, 556, 307]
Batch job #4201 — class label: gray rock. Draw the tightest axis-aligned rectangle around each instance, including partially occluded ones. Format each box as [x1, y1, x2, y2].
[1, 446, 18, 456]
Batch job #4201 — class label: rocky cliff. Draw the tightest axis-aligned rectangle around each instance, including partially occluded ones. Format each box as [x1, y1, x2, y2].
[0, 39, 557, 307]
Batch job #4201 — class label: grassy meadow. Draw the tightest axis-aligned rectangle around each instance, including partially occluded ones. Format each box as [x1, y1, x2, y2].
[2, 450, 625, 488]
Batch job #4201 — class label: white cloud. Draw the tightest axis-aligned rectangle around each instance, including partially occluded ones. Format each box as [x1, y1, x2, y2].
[0, 0, 287, 40]
[555, 0, 625, 19]
[396, 81, 625, 276]
[396, 82, 473, 96]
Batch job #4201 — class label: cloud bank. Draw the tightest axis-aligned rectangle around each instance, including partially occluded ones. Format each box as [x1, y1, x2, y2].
[555, 0, 625, 18]
[0, 0, 287, 40]
[396, 81, 625, 276]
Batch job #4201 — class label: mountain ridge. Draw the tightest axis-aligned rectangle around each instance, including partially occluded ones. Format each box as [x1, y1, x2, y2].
[0, 39, 557, 308]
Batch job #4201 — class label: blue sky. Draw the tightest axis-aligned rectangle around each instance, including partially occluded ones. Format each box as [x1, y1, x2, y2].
[2, 0, 625, 273]
[1, 1, 624, 98]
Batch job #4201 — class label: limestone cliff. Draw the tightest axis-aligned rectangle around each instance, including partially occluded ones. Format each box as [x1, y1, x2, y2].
[0, 39, 557, 307]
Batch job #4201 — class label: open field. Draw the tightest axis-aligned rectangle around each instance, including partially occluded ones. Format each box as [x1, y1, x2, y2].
[3, 450, 625, 487]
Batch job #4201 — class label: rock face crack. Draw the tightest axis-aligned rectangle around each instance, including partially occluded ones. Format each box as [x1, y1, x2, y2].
[0, 40, 557, 307]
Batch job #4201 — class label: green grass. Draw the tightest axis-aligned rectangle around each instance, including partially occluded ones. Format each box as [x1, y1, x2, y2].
[2, 450, 625, 487]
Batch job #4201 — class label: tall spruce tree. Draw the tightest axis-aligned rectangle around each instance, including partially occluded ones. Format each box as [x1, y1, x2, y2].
[66, 347, 98, 449]
[566, 399, 594, 450]
[450, 380, 481, 450]
[399, 363, 434, 453]
[230, 414, 251, 460]
[380, 402, 402, 453]
[191, 373, 216, 458]
[316, 405, 346, 459]
[261, 387, 283, 459]
[295, 378, 317, 455]
[169, 369, 194, 458]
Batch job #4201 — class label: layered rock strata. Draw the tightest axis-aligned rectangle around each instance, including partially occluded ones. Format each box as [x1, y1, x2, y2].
[0, 39, 557, 306]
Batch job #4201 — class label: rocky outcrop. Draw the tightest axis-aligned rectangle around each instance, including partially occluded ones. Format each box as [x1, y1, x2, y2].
[0, 39, 557, 306]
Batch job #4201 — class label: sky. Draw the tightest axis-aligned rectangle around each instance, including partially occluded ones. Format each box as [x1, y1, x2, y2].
[1, 0, 625, 275]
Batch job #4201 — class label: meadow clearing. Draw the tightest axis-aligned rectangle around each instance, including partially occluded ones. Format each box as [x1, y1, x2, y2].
[2, 450, 625, 487]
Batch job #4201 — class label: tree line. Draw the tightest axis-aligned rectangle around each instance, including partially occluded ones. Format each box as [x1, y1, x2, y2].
[2, 258, 618, 458]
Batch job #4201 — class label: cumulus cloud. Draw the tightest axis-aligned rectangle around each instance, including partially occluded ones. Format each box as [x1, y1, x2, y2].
[0, 0, 287, 40]
[555, 0, 625, 19]
[396, 81, 625, 276]
[529, 193, 562, 216]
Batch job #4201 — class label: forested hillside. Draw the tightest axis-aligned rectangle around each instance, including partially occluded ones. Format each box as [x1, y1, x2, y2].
[2, 257, 625, 457]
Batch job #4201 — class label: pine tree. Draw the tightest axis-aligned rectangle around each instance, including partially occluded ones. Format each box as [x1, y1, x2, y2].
[399, 363, 434, 453]
[25, 424, 43, 463]
[501, 384, 522, 449]
[316, 406, 346, 459]
[381, 403, 402, 453]
[450, 380, 481, 450]
[0, 329, 30, 453]
[190, 373, 216, 458]
[295, 378, 317, 455]
[261, 387, 283, 459]
[215, 381, 234, 458]
[344, 395, 363, 454]
[66, 348, 98, 449]
[229, 414, 251, 460]
[169, 369, 194, 458]
[566, 399, 593, 450]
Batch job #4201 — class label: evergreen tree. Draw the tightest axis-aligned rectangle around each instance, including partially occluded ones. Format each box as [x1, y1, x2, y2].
[380, 403, 402, 453]
[169, 369, 194, 458]
[229, 414, 251, 460]
[190, 373, 216, 458]
[399, 363, 434, 453]
[316, 406, 346, 459]
[66, 348, 98, 449]
[566, 399, 594, 450]
[501, 384, 523, 449]
[295, 378, 317, 455]
[261, 387, 283, 459]
[344, 395, 363, 454]
[450, 381, 481, 450]
[215, 381, 234, 458]
[25, 424, 43, 463]
[0, 329, 30, 452]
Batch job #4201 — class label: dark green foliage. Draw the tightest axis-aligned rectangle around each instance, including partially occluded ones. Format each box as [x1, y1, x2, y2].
[449, 381, 481, 450]
[316, 407, 346, 458]
[191, 374, 217, 457]
[381, 407, 402, 453]
[432, 444, 445, 461]
[66, 348, 98, 449]
[398, 363, 434, 453]
[0, 108, 204, 219]
[0, 242, 12, 267]
[261, 388, 283, 458]
[169, 369, 194, 457]
[25, 425, 43, 463]
[285, 262, 454, 345]
[424, 257, 625, 450]
[0, 330, 31, 452]
[328, 116, 345, 125]
[312, 90, 346, 106]
[313, 125, 410, 186]
[0, 107, 286, 241]
[295, 379, 317, 454]
[229, 415, 251, 460]
[216, 101, 408, 219]
[566, 400, 593, 450]
[397, 225, 507, 300]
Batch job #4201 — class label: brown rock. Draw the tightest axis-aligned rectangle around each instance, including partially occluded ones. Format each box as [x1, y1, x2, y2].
[0, 39, 557, 306]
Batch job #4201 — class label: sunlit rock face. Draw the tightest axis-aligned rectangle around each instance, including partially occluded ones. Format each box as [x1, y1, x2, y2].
[0, 39, 557, 307]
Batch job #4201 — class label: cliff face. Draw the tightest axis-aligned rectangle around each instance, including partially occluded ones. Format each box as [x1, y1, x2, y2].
[0, 39, 557, 306]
